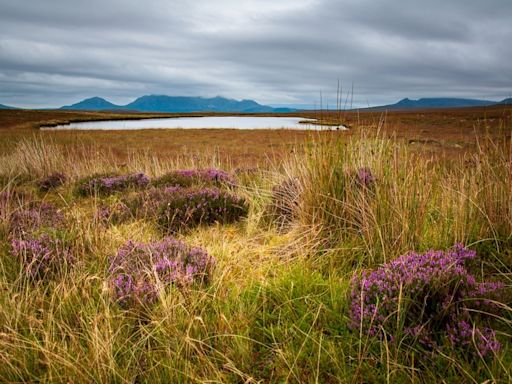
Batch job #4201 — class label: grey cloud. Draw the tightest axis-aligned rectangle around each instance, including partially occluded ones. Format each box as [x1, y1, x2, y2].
[0, 0, 511, 108]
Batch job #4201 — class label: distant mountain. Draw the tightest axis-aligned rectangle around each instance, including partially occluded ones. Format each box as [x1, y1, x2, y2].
[378, 98, 496, 110]
[60, 97, 123, 111]
[498, 98, 512, 105]
[60, 95, 295, 113]
[0, 103, 18, 110]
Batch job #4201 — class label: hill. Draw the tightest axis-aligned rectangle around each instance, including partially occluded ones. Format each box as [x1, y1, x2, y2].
[0, 103, 18, 110]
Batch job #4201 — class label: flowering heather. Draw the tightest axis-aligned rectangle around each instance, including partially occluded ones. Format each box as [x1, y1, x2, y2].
[154, 168, 236, 188]
[122, 186, 181, 218]
[349, 244, 504, 357]
[9, 202, 65, 237]
[158, 187, 248, 232]
[76, 173, 150, 196]
[355, 167, 375, 188]
[108, 238, 214, 308]
[38, 172, 66, 191]
[10, 233, 74, 280]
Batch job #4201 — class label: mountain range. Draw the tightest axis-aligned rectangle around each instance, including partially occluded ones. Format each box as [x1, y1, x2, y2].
[60, 95, 294, 113]
[372, 97, 512, 110]
[1, 96, 511, 112]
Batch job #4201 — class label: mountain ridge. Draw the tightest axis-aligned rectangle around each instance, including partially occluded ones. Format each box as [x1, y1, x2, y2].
[60, 95, 294, 113]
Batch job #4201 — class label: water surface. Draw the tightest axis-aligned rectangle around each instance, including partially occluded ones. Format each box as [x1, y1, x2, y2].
[43, 116, 347, 130]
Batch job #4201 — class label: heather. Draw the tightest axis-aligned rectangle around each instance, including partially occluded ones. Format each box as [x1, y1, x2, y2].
[349, 244, 504, 358]
[76, 172, 150, 196]
[0, 123, 510, 383]
[158, 187, 249, 232]
[108, 238, 214, 309]
[10, 233, 74, 280]
[153, 168, 235, 188]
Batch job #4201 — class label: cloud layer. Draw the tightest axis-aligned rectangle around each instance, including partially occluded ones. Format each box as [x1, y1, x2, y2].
[1, 0, 511, 108]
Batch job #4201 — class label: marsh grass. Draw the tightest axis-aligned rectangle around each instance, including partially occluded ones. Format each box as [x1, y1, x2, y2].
[0, 121, 511, 382]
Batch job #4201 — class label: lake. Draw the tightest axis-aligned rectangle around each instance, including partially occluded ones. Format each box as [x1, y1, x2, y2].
[42, 116, 347, 130]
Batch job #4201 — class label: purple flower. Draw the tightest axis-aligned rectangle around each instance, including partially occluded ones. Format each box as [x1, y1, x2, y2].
[108, 238, 215, 309]
[9, 202, 65, 237]
[349, 244, 503, 357]
[356, 167, 375, 188]
[154, 169, 236, 188]
[157, 187, 248, 232]
[77, 173, 150, 196]
[10, 233, 74, 280]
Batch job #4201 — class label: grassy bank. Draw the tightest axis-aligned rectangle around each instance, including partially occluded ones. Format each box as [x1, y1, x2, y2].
[0, 117, 511, 382]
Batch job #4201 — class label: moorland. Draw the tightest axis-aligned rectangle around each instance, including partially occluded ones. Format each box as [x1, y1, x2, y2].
[0, 105, 511, 382]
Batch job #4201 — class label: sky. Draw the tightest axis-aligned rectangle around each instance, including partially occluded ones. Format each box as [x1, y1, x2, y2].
[0, 0, 511, 109]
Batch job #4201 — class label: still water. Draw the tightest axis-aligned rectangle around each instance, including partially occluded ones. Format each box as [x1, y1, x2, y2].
[43, 116, 347, 130]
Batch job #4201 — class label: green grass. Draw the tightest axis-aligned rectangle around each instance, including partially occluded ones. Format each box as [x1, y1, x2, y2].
[0, 125, 511, 383]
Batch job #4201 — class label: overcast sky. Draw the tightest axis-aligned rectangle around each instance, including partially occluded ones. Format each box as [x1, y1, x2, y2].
[0, 0, 511, 108]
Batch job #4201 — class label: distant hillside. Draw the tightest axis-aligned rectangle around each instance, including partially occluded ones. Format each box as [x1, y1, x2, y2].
[498, 98, 512, 105]
[0, 103, 18, 110]
[60, 97, 123, 111]
[378, 98, 495, 110]
[60, 95, 295, 113]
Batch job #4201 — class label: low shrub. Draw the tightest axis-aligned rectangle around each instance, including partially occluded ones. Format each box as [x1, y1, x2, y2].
[108, 237, 215, 309]
[76, 173, 150, 196]
[38, 172, 66, 191]
[153, 168, 235, 188]
[158, 188, 249, 232]
[10, 233, 74, 280]
[122, 186, 181, 218]
[349, 244, 504, 357]
[9, 202, 65, 238]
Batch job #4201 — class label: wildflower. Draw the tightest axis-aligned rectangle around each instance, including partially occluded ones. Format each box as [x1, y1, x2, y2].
[76, 173, 150, 196]
[108, 238, 215, 308]
[10, 233, 74, 280]
[349, 244, 503, 357]
[154, 168, 236, 188]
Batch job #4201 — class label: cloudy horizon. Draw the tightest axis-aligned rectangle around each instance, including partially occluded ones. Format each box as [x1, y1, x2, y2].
[0, 0, 511, 109]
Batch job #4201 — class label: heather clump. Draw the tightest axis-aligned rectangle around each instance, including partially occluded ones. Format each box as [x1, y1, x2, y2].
[122, 186, 181, 218]
[38, 172, 66, 191]
[158, 187, 249, 232]
[76, 173, 150, 196]
[154, 168, 235, 188]
[349, 244, 504, 357]
[108, 237, 215, 309]
[9, 202, 65, 238]
[10, 233, 74, 280]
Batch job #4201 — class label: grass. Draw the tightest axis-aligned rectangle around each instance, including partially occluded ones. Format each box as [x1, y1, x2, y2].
[0, 108, 511, 382]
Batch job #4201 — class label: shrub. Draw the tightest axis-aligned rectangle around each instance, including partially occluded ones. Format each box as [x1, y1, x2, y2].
[158, 188, 249, 232]
[38, 172, 66, 191]
[349, 244, 504, 357]
[76, 173, 150, 196]
[355, 167, 375, 189]
[122, 186, 181, 218]
[10, 233, 74, 280]
[108, 238, 215, 308]
[9, 202, 65, 238]
[154, 168, 235, 188]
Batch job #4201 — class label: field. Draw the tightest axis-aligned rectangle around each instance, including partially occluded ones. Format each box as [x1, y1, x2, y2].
[0, 106, 511, 383]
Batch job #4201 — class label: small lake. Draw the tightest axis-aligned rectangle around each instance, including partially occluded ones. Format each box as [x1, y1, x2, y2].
[43, 116, 347, 130]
